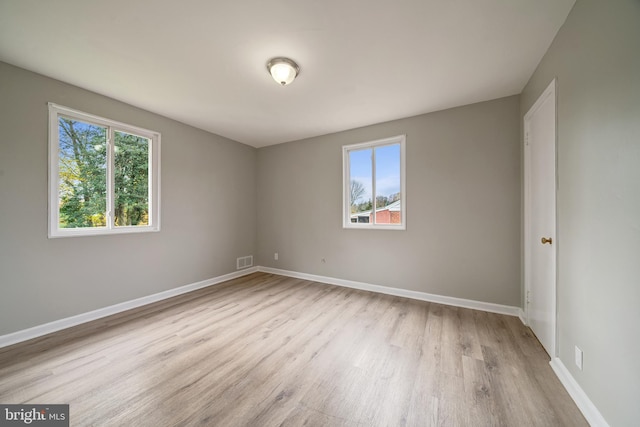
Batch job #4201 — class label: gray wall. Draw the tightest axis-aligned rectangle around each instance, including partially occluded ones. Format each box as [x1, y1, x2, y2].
[521, 0, 640, 424]
[0, 62, 257, 335]
[257, 96, 521, 306]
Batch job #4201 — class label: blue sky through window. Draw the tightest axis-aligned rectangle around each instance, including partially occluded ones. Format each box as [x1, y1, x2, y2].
[350, 143, 401, 205]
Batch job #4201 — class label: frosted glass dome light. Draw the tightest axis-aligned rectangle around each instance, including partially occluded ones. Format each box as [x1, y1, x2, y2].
[266, 57, 300, 86]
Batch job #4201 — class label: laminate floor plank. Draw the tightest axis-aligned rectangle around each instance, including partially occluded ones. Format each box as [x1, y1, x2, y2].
[0, 273, 587, 426]
[405, 303, 443, 427]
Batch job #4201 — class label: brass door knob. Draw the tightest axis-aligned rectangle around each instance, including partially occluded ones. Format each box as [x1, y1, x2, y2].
[541, 237, 553, 245]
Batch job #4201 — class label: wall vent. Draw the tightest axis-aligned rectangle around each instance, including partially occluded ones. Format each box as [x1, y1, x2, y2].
[236, 255, 253, 270]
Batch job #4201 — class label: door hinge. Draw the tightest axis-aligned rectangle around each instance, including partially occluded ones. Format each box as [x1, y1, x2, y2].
[526, 290, 530, 304]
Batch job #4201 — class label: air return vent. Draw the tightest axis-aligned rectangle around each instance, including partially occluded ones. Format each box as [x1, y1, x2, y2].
[236, 255, 253, 270]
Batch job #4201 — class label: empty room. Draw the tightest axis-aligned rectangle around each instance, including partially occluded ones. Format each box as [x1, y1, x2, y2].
[0, 0, 638, 425]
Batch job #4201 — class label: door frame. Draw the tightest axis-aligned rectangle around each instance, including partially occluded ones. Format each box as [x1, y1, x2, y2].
[523, 78, 557, 357]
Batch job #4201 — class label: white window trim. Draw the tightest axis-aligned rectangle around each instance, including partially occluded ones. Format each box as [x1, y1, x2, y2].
[342, 134, 406, 230]
[48, 103, 161, 238]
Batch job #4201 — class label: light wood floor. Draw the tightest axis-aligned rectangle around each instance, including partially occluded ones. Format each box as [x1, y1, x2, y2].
[0, 273, 586, 426]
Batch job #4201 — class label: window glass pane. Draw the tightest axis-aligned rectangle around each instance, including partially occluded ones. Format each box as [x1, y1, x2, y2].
[374, 143, 401, 224]
[349, 148, 373, 223]
[57, 117, 107, 228]
[114, 131, 150, 227]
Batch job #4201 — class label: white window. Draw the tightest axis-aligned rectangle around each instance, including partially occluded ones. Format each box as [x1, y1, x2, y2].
[343, 135, 406, 229]
[48, 103, 160, 237]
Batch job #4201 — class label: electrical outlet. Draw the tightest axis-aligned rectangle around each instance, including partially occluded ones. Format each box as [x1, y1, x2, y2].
[575, 346, 583, 370]
[274, 252, 278, 261]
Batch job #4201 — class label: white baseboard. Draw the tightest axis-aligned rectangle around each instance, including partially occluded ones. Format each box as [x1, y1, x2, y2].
[550, 358, 610, 427]
[0, 265, 522, 347]
[2, 265, 607, 427]
[258, 266, 521, 317]
[0, 267, 258, 349]
[518, 308, 527, 325]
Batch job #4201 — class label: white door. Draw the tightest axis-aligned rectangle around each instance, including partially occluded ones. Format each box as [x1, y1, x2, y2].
[524, 79, 557, 357]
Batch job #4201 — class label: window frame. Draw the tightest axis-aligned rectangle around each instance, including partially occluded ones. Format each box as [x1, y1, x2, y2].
[342, 134, 406, 230]
[48, 103, 161, 238]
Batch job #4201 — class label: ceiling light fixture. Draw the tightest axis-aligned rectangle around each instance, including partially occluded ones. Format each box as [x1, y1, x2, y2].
[266, 57, 300, 86]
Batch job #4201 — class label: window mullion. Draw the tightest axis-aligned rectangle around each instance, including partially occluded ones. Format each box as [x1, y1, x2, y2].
[107, 127, 115, 229]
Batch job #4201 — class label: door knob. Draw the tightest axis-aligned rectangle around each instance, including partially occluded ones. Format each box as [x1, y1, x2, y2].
[541, 237, 553, 245]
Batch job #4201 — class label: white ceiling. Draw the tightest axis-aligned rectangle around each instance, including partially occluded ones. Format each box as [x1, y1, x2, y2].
[0, 0, 574, 148]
